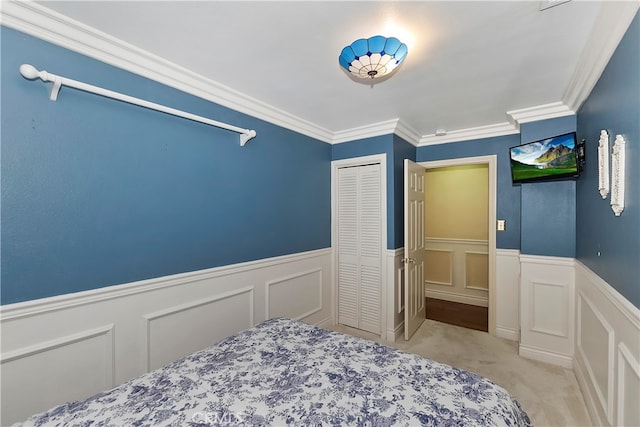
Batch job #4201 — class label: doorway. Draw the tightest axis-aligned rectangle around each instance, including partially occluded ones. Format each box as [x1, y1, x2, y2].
[419, 156, 497, 335]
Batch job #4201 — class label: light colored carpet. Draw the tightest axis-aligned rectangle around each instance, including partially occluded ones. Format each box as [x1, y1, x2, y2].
[330, 319, 591, 427]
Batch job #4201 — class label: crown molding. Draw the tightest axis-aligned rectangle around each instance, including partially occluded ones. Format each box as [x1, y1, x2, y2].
[563, 1, 639, 113]
[3, 0, 625, 148]
[394, 120, 422, 146]
[331, 118, 423, 146]
[331, 118, 400, 144]
[0, 0, 334, 143]
[418, 122, 519, 146]
[333, 101, 577, 147]
[416, 100, 576, 146]
[506, 101, 575, 127]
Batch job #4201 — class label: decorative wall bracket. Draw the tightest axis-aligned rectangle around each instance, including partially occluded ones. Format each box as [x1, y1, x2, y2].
[598, 130, 609, 199]
[610, 134, 626, 216]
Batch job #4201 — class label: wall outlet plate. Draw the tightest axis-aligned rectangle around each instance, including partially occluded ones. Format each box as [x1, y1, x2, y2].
[497, 220, 506, 231]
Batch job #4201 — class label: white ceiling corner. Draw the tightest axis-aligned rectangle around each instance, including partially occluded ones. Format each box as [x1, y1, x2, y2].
[561, 1, 640, 113]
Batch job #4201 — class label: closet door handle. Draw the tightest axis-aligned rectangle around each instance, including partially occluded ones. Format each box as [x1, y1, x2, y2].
[401, 258, 415, 264]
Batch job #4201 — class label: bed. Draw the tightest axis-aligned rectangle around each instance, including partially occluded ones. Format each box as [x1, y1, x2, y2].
[16, 317, 531, 426]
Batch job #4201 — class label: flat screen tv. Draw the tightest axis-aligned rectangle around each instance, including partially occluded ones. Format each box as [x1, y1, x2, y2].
[509, 132, 581, 184]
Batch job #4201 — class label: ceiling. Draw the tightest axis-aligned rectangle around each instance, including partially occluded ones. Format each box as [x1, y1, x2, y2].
[8, 1, 638, 144]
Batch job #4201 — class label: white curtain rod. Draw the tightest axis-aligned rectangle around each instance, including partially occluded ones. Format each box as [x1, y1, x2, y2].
[19, 64, 257, 146]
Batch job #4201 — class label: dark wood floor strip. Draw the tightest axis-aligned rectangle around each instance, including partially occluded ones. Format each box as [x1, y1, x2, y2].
[425, 297, 488, 332]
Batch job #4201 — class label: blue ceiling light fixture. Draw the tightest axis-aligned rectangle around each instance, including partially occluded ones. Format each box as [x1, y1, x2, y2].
[339, 35, 408, 80]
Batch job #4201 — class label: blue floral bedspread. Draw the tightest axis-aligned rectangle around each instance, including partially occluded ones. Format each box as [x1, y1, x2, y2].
[17, 317, 531, 426]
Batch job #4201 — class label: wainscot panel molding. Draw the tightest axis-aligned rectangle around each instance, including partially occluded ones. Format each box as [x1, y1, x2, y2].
[144, 287, 255, 371]
[0, 248, 332, 426]
[573, 260, 640, 427]
[0, 324, 115, 425]
[496, 249, 521, 341]
[519, 254, 575, 368]
[424, 238, 489, 308]
[265, 268, 323, 320]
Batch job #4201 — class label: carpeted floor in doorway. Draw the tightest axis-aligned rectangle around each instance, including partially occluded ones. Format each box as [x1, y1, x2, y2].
[330, 319, 591, 427]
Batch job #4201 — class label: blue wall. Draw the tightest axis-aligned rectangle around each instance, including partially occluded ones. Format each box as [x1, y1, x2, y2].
[576, 12, 639, 308]
[521, 181, 576, 256]
[416, 134, 522, 249]
[519, 116, 577, 257]
[4, 11, 637, 309]
[417, 118, 578, 255]
[331, 134, 416, 250]
[1, 27, 331, 304]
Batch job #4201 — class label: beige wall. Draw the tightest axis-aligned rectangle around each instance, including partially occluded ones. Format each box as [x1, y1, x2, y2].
[425, 164, 488, 240]
[424, 164, 489, 304]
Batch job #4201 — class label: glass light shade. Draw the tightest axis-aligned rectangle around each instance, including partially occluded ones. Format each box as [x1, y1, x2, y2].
[339, 35, 408, 79]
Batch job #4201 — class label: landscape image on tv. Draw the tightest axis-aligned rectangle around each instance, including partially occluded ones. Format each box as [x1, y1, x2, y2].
[510, 133, 578, 183]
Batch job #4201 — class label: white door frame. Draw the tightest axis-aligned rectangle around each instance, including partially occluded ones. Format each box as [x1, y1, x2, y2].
[419, 155, 497, 336]
[331, 154, 388, 336]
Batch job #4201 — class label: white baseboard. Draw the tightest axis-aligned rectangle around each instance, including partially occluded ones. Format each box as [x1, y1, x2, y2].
[496, 326, 519, 341]
[387, 320, 405, 342]
[315, 316, 334, 329]
[518, 343, 573, 368]
[425, 289, 488, 307]
[0, 248, 333, 426]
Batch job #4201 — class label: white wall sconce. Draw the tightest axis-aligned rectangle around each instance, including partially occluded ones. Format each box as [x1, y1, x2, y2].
[598, 130, 609, 199]
[610, 134, 626, 216]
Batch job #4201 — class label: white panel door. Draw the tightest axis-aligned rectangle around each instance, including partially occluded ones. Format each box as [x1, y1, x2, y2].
[336, 163, 382, 334]
[404, 159, 426, 340]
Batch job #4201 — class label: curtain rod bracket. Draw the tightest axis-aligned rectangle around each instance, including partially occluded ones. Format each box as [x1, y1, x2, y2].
[50, 77, 62, 101]
[19, 63, 257, 146]
[239, 130, 257, 147]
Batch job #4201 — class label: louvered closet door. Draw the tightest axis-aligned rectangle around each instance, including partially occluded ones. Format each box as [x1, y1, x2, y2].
[337, 163, 381, 334]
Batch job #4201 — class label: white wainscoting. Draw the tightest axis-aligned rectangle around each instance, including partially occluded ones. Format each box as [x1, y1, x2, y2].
[1, 324, 115, 424]
[0, 248, 332, 426]
[393, 246, 513, 341]
[386, 248, 405, 342]
[387, 248, 510, 341]
[573, 261, 640, 427]
[424, 238, 489, 307]
[495, 249, 521, 341]
[143, 286, 255, 371]
[519, 254, 575, 368]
